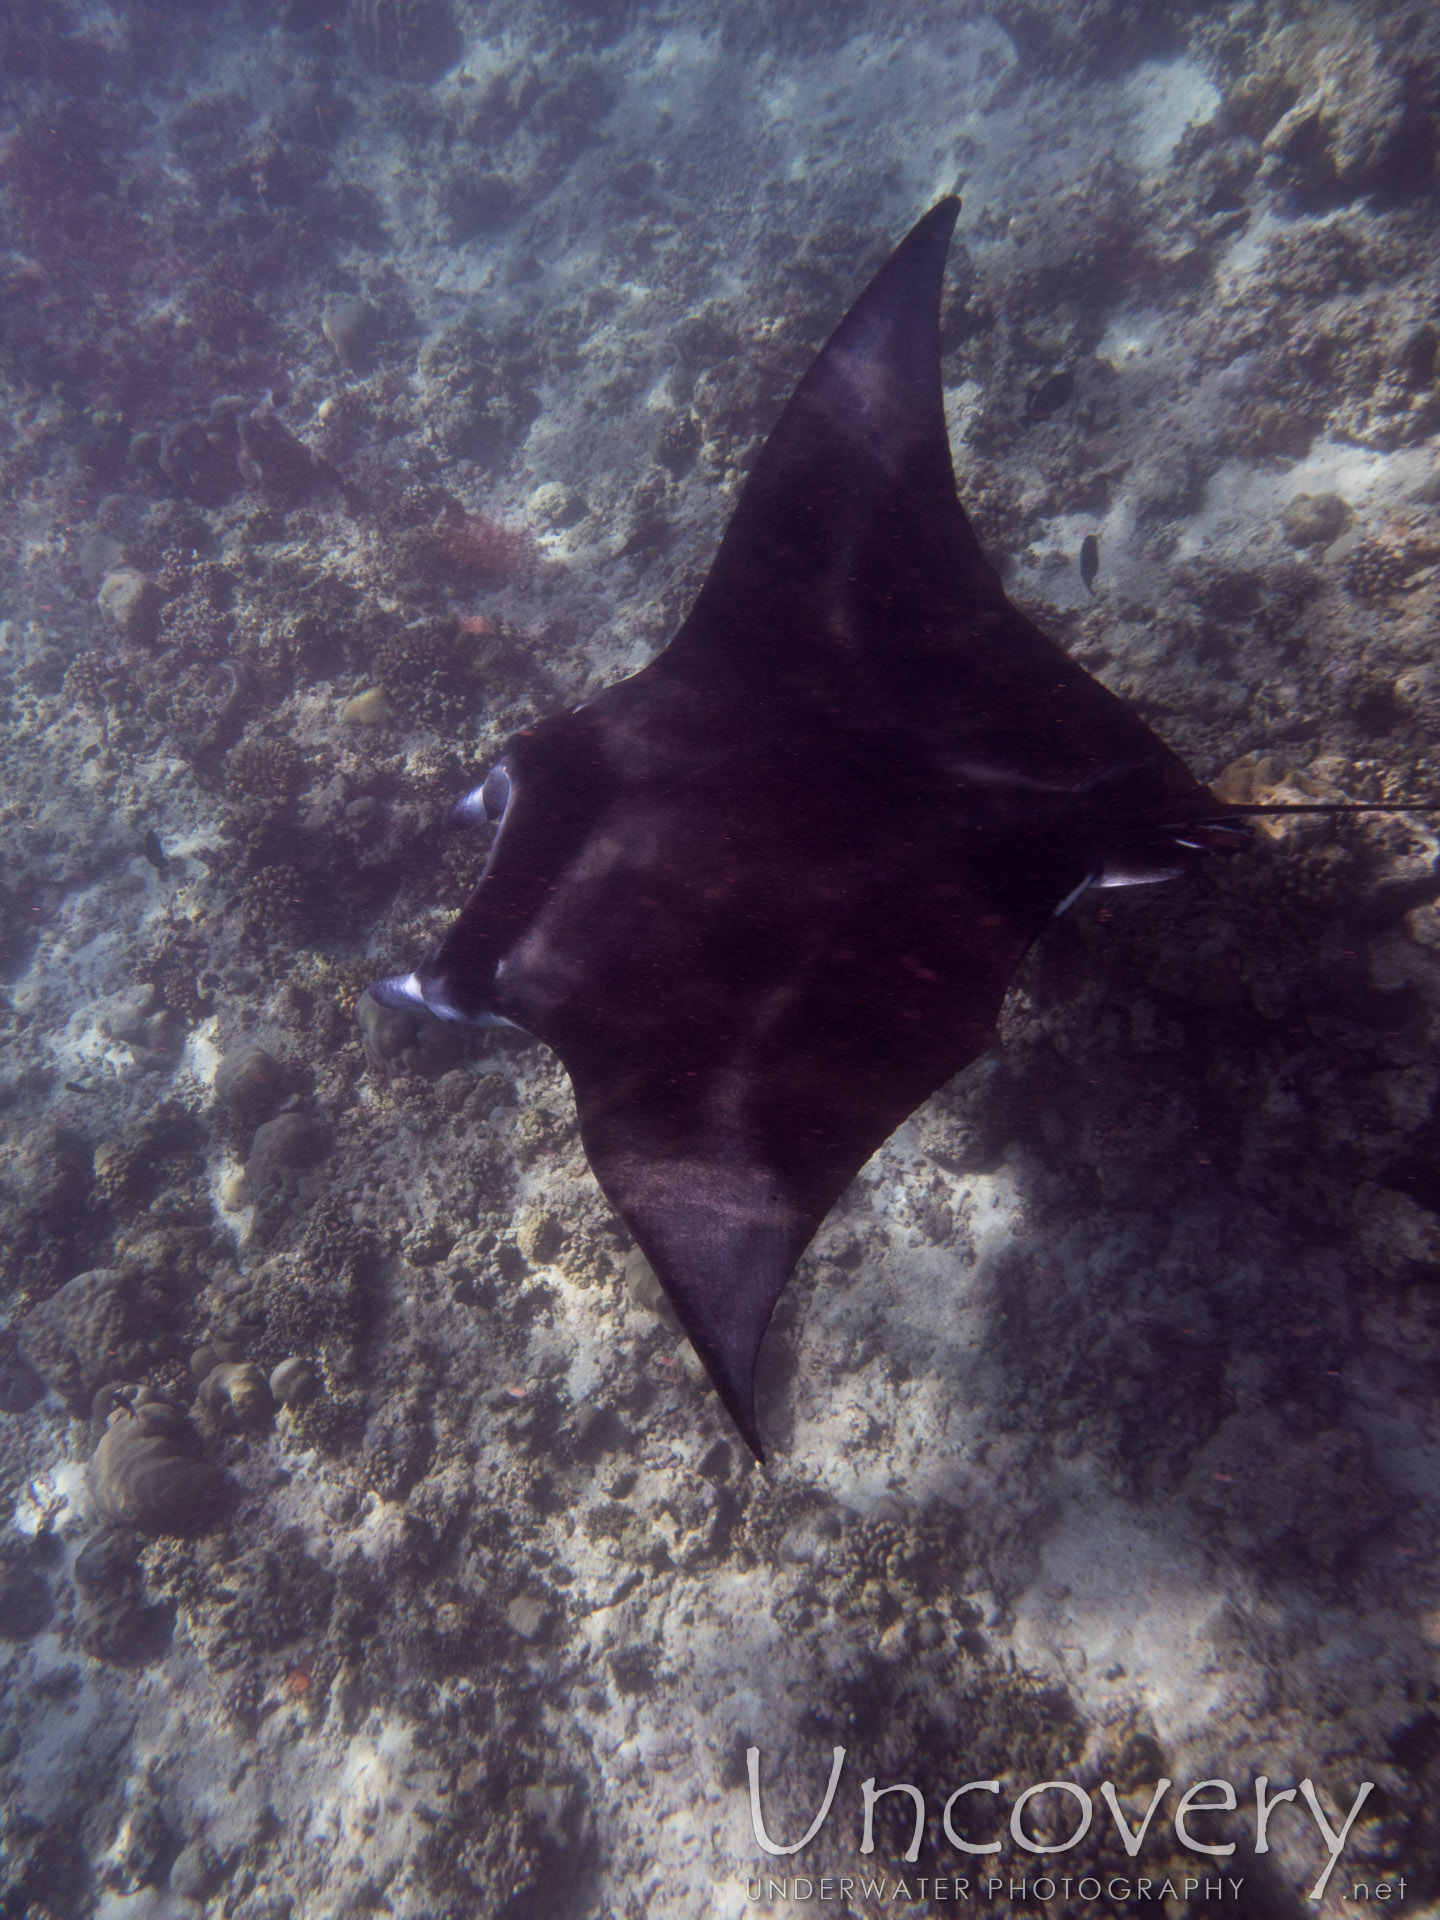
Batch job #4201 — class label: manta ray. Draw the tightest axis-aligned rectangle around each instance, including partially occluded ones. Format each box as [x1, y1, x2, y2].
[373, 198, 1306, 1457]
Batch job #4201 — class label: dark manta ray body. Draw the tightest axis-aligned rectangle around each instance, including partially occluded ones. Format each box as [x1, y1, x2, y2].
[373, 198, 1250, 1457]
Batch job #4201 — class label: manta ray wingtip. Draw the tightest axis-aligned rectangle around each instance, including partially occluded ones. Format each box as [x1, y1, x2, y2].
[723, 1390, 767, 1464]
[677, 1324, 769, 1459]
[909, 193, 960, 246]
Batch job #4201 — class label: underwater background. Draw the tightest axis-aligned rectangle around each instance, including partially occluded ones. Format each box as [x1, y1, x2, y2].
[2, 0, 1439, 1915]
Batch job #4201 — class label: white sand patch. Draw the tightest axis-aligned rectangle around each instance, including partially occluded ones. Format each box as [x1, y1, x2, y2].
[1121, 59, 1221, 170]
[1012, 1487, 1229, 1746]
[1180, 440, 1440, 559]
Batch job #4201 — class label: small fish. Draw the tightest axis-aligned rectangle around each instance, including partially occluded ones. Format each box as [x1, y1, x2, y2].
[141, 829, 169, 874]
[1025, 367, 1075, 422]
[1080, 533, 1100, 593]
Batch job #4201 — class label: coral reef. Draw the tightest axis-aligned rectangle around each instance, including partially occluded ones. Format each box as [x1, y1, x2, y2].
[351, 0, 462, 83]
[0, 0, 1438, 1912]
[214, 1042, 287, 1121]
[20, 1270, 160, 1413]
[90, 1396, 231, 1535]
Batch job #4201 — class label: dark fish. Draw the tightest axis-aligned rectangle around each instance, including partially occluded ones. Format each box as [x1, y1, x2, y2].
[1025, 367, 1075, 422]
[1080, 533, 1100, 593]
[372, 199, 1251, 1458]
[141, 829, 169, 874]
